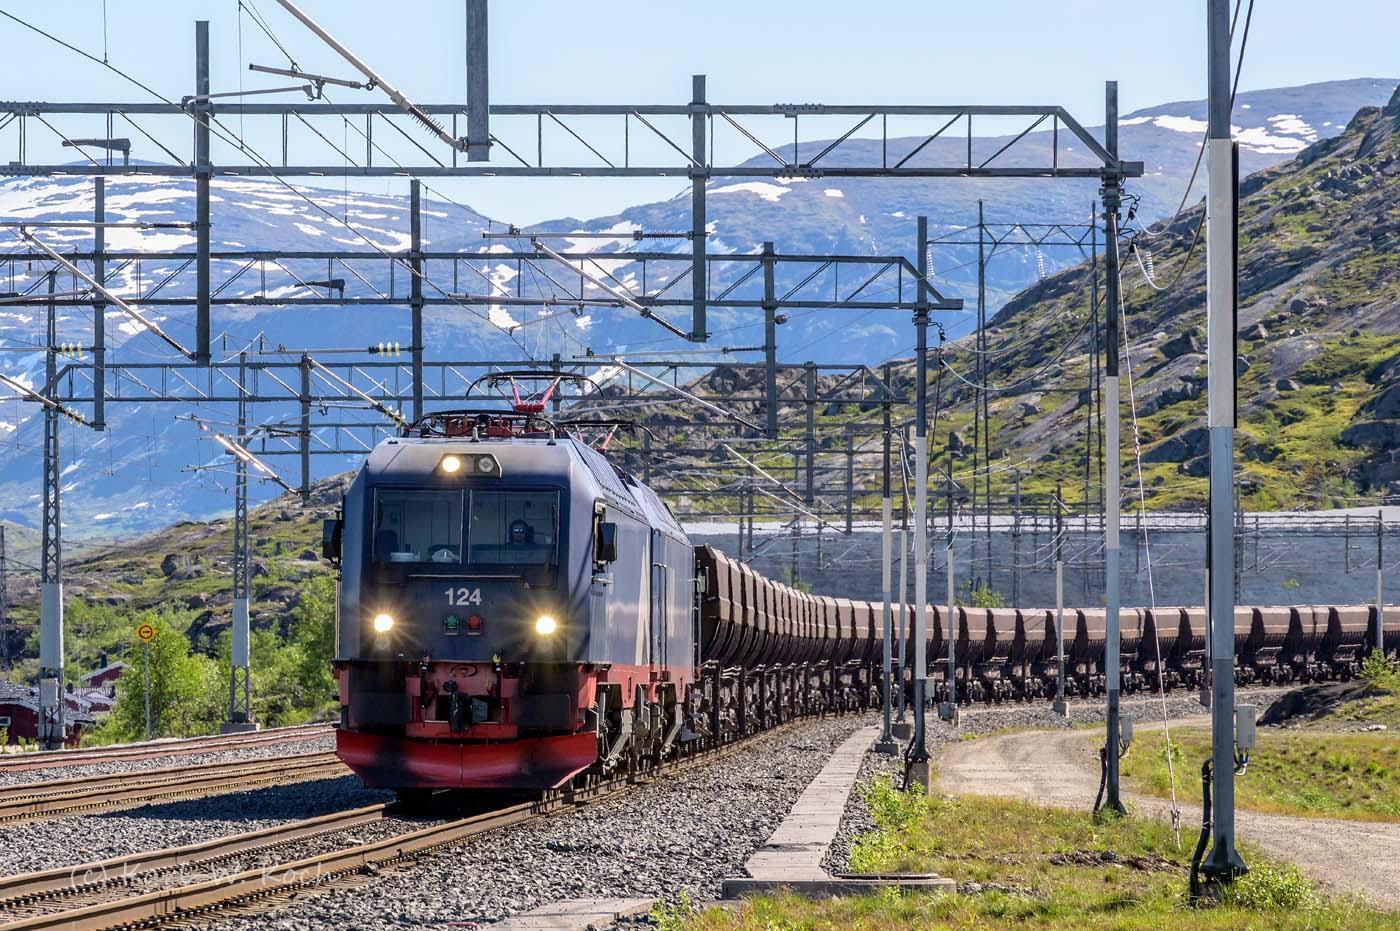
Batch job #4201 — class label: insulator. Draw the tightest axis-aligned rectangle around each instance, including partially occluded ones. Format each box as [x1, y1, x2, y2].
[1035, 249, 1046, 281]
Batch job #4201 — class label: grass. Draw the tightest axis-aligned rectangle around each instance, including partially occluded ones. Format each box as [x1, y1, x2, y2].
[1327, 653, 1400, 729]
[665, 774, 1397, 930]
[1119, 727, 1400, 823]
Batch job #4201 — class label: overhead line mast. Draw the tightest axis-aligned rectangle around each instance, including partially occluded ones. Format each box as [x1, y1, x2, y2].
[1201, 0, 1248, 883]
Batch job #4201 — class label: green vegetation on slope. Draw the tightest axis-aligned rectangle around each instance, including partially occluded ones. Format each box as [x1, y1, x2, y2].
[635, 86, 1400, 516]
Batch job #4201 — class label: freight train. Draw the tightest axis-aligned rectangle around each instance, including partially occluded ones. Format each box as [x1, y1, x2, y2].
[322, 409, 1399, 795]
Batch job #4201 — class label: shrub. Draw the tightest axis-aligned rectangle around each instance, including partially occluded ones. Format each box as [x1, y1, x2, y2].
[649, 893, 698, 931]
[1220, 864, 1320, 912]
[1360, 651, 1399, 692]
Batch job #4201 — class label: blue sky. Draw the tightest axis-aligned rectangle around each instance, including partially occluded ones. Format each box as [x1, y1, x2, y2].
[3, 1, 1398, 222]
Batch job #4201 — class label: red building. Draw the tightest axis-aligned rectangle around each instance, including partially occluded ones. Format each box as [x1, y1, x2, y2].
[80, 660, 128, 692]
[0, 683, 98, 747]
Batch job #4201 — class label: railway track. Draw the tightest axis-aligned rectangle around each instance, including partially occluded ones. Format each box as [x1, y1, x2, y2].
[0, 720, 809, 931]
[0, 752, 346, 823]
[0, 804, 389, 922]
[0, 724, 332, 774]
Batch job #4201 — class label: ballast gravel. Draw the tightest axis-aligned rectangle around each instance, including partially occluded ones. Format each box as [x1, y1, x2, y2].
[0, 774, 392, 877]
[194, 715, 873, 930]
[0, 732, 336, 788]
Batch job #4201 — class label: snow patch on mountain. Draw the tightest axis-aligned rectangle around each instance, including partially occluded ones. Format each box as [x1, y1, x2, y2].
[1267, 113, 1318, 140]
[709, 181, 792, 202]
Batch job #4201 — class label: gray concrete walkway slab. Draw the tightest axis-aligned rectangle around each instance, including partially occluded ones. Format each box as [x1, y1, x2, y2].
[723, 724, 954, 899]
[492, 897, 652, 930]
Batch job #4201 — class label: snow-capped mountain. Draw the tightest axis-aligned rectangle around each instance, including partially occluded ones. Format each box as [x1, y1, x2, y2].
[0, 78, 1393, 536]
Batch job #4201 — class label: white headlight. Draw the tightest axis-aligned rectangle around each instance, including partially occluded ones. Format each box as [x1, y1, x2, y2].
[439, 454, 463, 475]
[534, 615, 558, 635]
[372, 613, 394, 633]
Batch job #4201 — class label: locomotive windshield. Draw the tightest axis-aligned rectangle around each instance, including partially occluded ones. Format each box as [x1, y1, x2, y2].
[469, 490, 559, 566]
[373, 489, 464, 564]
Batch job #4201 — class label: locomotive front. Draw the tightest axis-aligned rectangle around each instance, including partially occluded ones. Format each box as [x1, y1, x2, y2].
[326, 434, 605, 790]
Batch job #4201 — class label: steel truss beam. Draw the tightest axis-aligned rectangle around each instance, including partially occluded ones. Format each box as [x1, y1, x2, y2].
[0, 248, 958, 312]
[3, 101, 1144, 180]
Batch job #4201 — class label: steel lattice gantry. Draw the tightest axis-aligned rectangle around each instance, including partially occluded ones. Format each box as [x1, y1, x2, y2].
[1, 23, 1140, 352]
[0, 16, 1142, 751]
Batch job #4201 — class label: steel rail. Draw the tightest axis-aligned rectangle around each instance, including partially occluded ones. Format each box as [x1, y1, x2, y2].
[0, 753, 345, 822]
[0, 718, 817, 931]
[0, 724, 330, 773]
[0, 804, 388, 911]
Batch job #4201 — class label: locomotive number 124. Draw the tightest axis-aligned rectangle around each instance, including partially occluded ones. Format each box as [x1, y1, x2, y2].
[445, 587, 483, 606]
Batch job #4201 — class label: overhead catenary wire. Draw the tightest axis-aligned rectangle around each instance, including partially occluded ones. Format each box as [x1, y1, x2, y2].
[0, 8, 544, 365]
[1112, 230, 1182, 845]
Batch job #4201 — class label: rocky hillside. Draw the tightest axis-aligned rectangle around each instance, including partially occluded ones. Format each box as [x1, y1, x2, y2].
[626, 83, 1400, 514]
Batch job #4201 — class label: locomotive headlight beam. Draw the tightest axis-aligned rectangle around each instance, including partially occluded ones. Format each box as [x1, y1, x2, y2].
[372, 613, 395, 634]
[439, 454, 463, 475]
[534, 615, 558, 636]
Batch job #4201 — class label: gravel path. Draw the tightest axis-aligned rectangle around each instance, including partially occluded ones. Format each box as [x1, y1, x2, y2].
[0, 774, 392, 877]
[937, 705, 1400, 909]
[182, 715, 874, 929]
[0, 733, 336, 788]
[822, 687, 1294, 874]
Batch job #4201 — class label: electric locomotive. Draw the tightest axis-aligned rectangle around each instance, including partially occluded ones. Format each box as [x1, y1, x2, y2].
[322, 408, 695, 792]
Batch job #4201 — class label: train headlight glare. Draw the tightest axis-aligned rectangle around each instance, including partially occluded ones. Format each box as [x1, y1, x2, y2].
[534, 615, 558, 636]
[372, 613, 395, 634]
[439, 454, 463, 475]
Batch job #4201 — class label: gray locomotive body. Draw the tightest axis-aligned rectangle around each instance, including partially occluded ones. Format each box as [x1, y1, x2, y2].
[331, 432, 694, 790]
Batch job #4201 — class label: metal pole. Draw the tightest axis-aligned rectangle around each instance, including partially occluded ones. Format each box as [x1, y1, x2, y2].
[845, 433, 855, 534]
[93, 178, 106, 430]
[763, 242, 778, 437]
[690, 75, 707, 341]
[1013, 469, 1022, 606]
[1372, 509, 1383, 652]
[409, 180, 424, 420]
[464, 0, 490, 161]
[805, 363, 816, 507]
[877, 365, 896, 753]
[1085, 201, 1097, 572]
[225, 352, 253, 733]
[945, 434, 957, 712]
[1202, 0, 1247, 880]
[1055, 481, 1067, 714]
[143, 641, 151, 741]
[895, 484, 909, 728]
[908, 215, 931, 787]
[1101, 79, 1127, 815]
[39, 271, 64, 751]
[194, 21, 211, 363]
[977, 201, 991, 586]
[299, 355, 311, 500]
[0, 524, 8, 672]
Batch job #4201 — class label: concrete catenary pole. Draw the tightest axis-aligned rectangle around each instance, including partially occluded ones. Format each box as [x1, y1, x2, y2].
[1100, 79, 1127, 815]
[1201, 0, 1247, 881]
[1055, 481, 1067, 715]
[1372, 509, 1383, 652]
[944, 436, 957, 715]
[907, 216, 932, 788]
[877, 363, 896, 754]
